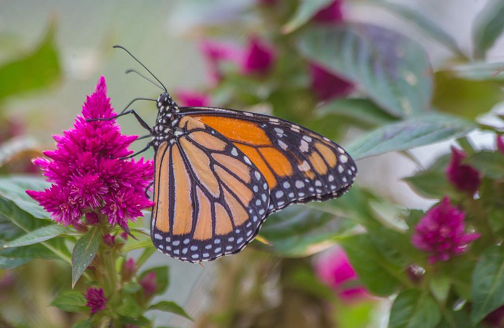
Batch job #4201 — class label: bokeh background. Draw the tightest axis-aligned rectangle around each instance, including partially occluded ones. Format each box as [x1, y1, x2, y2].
[1, 0, 504, 327]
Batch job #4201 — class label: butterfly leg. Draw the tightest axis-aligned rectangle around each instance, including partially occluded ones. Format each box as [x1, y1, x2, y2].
[87, 109, 152, 133]
[144, 181, 154, 199]
[120, 142, 151, 160]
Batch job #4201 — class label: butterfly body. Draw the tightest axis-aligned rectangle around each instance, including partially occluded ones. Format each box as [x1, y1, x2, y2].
[149, 92, 357, 263]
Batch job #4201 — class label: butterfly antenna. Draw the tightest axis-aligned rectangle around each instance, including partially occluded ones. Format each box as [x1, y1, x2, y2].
[125, 69, 165, 91]
[113, 45, 168, 92]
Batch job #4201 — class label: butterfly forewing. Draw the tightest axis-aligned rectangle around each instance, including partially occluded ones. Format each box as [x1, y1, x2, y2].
[151, 116, 270, 262]
[179, 106, 357, 214]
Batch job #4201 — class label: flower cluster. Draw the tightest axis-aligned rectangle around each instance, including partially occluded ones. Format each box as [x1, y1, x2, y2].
[27, 77, 154, 228]
[85, 288, 107, 314]
[446, 147, 481, 196]
[412, 197, 480, 264]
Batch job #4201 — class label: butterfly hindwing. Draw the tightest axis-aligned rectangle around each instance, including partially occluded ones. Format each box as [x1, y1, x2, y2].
[151, 116, 270, 262]
[179, 106, 357, 214]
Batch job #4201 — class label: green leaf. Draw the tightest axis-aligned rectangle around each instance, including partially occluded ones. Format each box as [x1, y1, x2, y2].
[339, 234, 401, 296]
[71, 320, 91, 328]
[139, 266, 169, 295]
[346, 113, 476, 160]
[436, 310, 472, 328]
[315, 98, 398, 129]
[473, 0, 504, 58]
[148, 301, 192, 321]
[471, 246, 504, 324]
[448, 62, 504, 81]
[0, 20, 61, 102]
[464, 151, 504, 180]
[118, 315, 151, 326]
[122, 282, 142, 294]
[389, 290, 441, 328]
[433, 71, 504, 120]
[3, 224, 70, 248]
[429, 274, 451, 304]
[51, 290, 87, 313]
[72, 227, 101, 287]
[403, 155, 452, 199]
[0, 175, 51, 220]
[282, 0, 333, 33]
[258, 200, 355, 257]
[297, 23, 432, 117]
[123, 237, 154, 253]
[117, 295, 143, 319]
[364, 0, 463, 57]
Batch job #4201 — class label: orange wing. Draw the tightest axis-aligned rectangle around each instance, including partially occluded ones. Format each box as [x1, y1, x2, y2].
[181, 106, 357, 214]
[151, 116, 270, 262]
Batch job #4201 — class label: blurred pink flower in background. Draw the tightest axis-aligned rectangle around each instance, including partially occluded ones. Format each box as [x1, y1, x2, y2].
[313, 0, 344, 24]
[85, 288, 107, 314]
[314, 246, 367, 301]
[496, 135, 504, 154]
[175, 90, 211, 107]
[310, 63, 354, 101]
[200, 36, 275, 84]
[412, 197, 480, 264]
[446, 147, 481, 196]
[26, 76, 154, 228]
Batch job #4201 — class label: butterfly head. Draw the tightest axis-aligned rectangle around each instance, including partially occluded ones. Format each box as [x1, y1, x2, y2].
[157, 92, 179, 115]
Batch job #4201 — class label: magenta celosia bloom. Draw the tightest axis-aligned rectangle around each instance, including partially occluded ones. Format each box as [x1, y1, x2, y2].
[199, 40, 243, 85]
[313, 0, 344, 24]
[446, 147, 481, 196]
[241, 37, 275, 74]
[140, 272, 157, 296]
[85, 288, 107, 314]
[412, 197, 480, 264]
[26, 76, 154, 228]
[175, 90, 211, 107]
[121, 258, 136, 282]
[310, 63, 354, 101]
[497, 135, 504, 154]
[314, 246, 367, 301]
[103, 234, 115, 247]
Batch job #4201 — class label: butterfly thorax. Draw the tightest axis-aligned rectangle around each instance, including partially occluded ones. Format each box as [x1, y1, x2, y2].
[151, 93, 182, 148]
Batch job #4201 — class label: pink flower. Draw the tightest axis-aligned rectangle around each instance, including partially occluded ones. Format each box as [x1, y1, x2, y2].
[241, 37, 275, 74]
[310, 63, 354, 101]
[26, 76, 154, 228]
[85, 288, 107, 314]
[485, 305, 504, 327]
[103, 234, 115, 247]
[200, 37, 275, 84]
[313, 0, 344, 24]
[314, 246, 367, 301]
[140, 272, 157, 296]
[175, 90, 210, 107]
[412, 197, 480, 264]
[497, 135, 504, 154]
[446, 147, 481, 196]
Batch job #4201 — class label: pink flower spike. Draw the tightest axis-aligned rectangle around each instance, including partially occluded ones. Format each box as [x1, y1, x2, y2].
[314, 246, 368, 302]
[241, 37, 275, 75]
[412, 197, 480, 264]
[310, 63, 354, 101]
[313, 0, 344, 24]
[121, 258, 136, 281]
[26, 76, 154, 229]
[446, 147, 481, 196]
[175, 90, 211, 107]
[85, 288, 107, 314]
[103, 234, 115, 247]
[140, 272, 157, 296]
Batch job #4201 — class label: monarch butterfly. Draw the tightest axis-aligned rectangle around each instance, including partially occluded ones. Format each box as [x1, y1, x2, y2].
[106, 46, 357, 263]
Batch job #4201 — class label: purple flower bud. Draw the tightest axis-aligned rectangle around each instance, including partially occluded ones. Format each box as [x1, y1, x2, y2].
[85, 288, 107, 314]
[446, 147, 481, 196]
[175, 90, 211, 107]
[484, 305, 504, 327]
[412, 197, 480, 264]
[241, 37, 275, 74]
[313, 0, 344, 24]
[26, 77, 154, 228]
[121, 258, 136, 282]
[103, 234, 115, 247]
[140, 272, 157, 297]
[309, 63, 354, 101]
